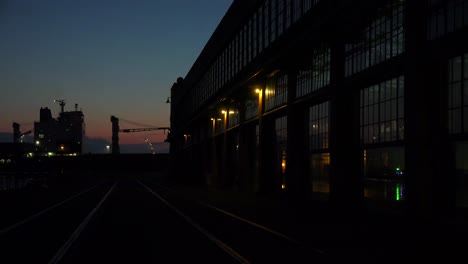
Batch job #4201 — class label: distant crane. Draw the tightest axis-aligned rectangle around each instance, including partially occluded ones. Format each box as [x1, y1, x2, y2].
[110, 115, 170, 154]
[13, 122, 34, 143]
[54, 99, 66, 113]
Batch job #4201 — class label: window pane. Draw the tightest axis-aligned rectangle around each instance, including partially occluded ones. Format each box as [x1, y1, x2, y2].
[453, 56, 462, 82]
[453, 82, 462, 108]
[464, 82, 468, 107]
[398, 98, 404, 119]
[361, 76, 404, 144]
[363, 147, 405, 202]
[464, 107, 468, 133]
[309, 101, 329, 151]
[385, 101, 391, 121]
[398, 118, 404, 140]
[453, 108, 462, 133]
[465, 54, 468, 79]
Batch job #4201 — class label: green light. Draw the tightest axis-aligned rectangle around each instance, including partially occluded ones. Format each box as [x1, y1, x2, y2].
[396, 167, 400, 171]
[396, 185, 401, 201]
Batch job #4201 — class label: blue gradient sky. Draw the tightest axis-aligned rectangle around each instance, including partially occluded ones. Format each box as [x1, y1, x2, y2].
[0, 0, 232, 150]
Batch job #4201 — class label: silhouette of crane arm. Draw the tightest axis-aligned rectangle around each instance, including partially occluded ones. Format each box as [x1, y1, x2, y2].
[21, 129, 34, 136]
[119, 127, 170, 133]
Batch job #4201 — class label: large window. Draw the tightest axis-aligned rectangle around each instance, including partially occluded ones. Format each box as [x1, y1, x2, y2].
[361, 77, 405, 205]
[228, 110, 239, 128]
[234, 34, 239, 75]
[296, 46, 330, 97]
[296, 69, 313, 98]
[265, 73, 288, 111]
[242, 25, 246, 67]
[311, 47, 331, 91]
[215, 117, 224, 135]
[245, 99, 259, 121]
[454, 141, 468, 208]
[253, 13, 258, 59]
[309, 101, 330, 199]
[309, 101, 329, 150]
[428, 0, 468, 40]
[360, 76, 404, 144]
[270, 0, 277, 43]
[264, 1, 270, 49]
[259, 6, 264, 53]
[449, 54, 468, 208]
[247, 24, 251, 66]
[310, 153, 330, 199]
[277, 0, 284, 37]
[229, 42, 234, 79]
[363, 147, 405, 202]
[448, 53, 468, 134]
[275, 116, 288, 146]
[285, 0, 292, 29]
[345, 0, 405, 76]
[293, 0, 302, 22]
[275, 116, 287, 189]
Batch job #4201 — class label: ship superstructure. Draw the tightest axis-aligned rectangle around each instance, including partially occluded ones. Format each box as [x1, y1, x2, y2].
[33, 101, 84, 155]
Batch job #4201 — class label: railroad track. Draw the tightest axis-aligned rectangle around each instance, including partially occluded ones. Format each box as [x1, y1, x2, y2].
[137, 179, 328, 263]
[1, 177, 329, 263]
[0, 180, 117, 264]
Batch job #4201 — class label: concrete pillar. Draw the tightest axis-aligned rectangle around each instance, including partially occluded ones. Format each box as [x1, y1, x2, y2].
[404, 0, 454, 219]
[286, 69, 308, 200]
[329, 41, 363, 211]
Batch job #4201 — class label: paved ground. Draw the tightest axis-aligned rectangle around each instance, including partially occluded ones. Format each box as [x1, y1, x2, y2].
[3, 170, 467, 263]
[141, 174, 468, 263]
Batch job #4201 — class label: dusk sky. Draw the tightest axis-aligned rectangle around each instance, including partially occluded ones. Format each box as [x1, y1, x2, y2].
[0, 0, 232, 152]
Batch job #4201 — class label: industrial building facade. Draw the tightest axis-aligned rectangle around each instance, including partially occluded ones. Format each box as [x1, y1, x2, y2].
[168, 0, 468, 218]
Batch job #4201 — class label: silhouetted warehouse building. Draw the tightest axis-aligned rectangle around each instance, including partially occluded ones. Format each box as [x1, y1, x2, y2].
[167, 0, 468, 218]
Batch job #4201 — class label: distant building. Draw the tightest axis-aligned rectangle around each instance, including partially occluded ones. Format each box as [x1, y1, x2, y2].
[168, 0, 468, 219]
[34, 105, 85, 155]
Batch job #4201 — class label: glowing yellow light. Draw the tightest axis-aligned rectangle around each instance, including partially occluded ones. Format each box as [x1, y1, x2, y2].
[281, 184, 286, 189]
[229, 110, 235, 114]
[210, 118, 214, 121]
[35, 140, 40, 145]
[221, 110, 226, 114]
[255, 88, 261, 94]
[60, 145, 64, 150]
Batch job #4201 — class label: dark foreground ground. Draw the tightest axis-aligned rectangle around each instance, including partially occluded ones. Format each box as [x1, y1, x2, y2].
[146, 173, 468, 263]
[1, 156, 468, 263]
